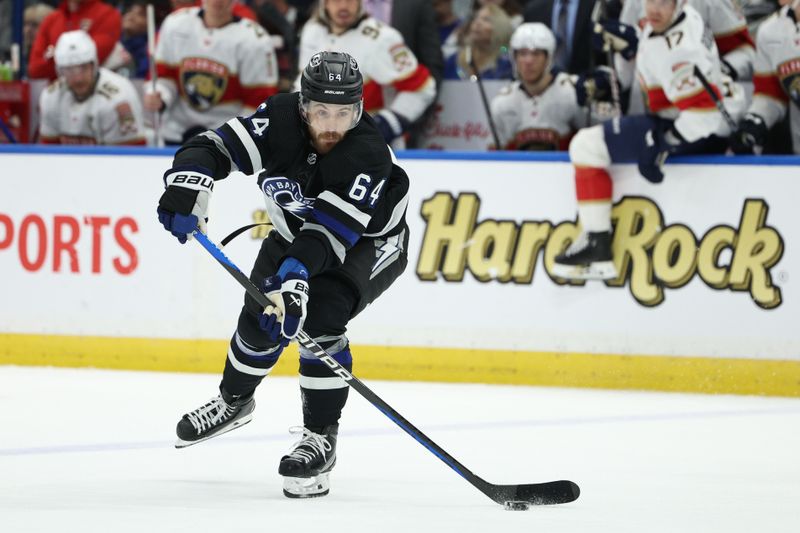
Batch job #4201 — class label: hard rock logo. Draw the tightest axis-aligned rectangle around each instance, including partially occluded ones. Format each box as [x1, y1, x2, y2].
[417, 193, 784, 309]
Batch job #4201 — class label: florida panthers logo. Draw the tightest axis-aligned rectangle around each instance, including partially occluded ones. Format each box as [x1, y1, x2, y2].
[261, 177, 315, 218]
[180, 58, 229, 110]
[778, 60, 800, 107]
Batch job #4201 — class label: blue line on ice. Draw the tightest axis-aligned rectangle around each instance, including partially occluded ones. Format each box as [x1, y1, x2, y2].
[2, 405, 798, 457]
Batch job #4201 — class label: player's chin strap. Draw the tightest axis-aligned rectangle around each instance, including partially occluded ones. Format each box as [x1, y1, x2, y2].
[220, 222, 272, 247]
[191, 229, 580, 508]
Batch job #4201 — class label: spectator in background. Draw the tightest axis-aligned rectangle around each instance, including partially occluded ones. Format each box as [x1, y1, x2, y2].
[104, 0, 170, 78]
[28, 0, 122, 80]
[474, 0, 524, 27]
[39, 30, 146, 144]
[251, 0, 298, 92]
[170, 0, 258, 20]
[434, 0, 463, 59]
[363, 0, 445, 85]
[490, 22, 589, 150]
[443, 3, 514, 80]
[523, 0, 598, 74]
[298, 0, 437, 146]
[24, 3, 56, 68]
[143, 0, 278, 144]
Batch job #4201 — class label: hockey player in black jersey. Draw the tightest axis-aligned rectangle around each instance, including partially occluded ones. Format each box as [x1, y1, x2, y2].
[156, 51, 410, 498]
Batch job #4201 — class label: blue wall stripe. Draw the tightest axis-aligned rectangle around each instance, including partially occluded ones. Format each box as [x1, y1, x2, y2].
[0, 144, 798, 166]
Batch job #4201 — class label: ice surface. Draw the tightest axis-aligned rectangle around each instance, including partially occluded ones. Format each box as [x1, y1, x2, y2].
[1, 366, 799, 533]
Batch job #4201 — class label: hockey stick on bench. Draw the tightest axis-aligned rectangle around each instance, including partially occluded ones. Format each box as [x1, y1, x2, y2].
[192, 230, 580, 507]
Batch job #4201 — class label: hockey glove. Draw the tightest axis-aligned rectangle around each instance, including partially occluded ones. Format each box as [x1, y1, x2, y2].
[259, 257, 310, 342]
[730, 113, 767, 155]
[373, 109, 411, 143]
[592, 21, 638, 61]
[637, 119, 683, 183]
[575, 67, 616, 107]
[157, 168, 214, 243]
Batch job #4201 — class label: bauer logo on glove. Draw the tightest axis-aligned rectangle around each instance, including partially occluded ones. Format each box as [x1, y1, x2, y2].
[259, 258, 310, 342]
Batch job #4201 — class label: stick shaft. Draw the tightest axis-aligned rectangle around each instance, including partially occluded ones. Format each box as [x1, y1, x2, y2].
[146, 4, 163, 147]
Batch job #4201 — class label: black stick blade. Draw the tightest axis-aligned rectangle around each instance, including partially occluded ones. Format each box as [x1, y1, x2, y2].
[488, 480, 580, 506]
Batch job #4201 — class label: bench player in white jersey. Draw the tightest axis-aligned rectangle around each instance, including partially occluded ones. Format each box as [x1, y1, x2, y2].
[621, 0, 756, 80]
[143, 0, 278, 144]
[39, 30, 146, 145]
[553, 0, 747, 281]
[731, 0, 800, 154]
[490, 23, 590, 151]
[298, 0, 436, 144]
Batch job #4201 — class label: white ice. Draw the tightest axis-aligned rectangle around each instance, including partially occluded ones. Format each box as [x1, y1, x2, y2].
[1, 366, 799, 533]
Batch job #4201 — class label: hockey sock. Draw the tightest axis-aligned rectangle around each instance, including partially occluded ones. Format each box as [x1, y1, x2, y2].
[575, 166, 613, 233]
[221, 330, 284, 397]
[299, 342, 352, 428]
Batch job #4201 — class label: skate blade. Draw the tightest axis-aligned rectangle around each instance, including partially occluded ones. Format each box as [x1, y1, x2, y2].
[174, 414, 253, 449]
[552, 260, 617, 281]
[283, 473, 330, 499]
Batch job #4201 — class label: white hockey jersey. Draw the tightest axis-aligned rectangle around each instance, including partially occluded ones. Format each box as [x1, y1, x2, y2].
[621, 0, 755, 80]
[490, 72, 587, 150]
[749, 6, 800, 154]
[39, 67, 146, 145]
[636, 5, 746, 142]
[151, 7, 278, 143]
[298, 15, 436, 123]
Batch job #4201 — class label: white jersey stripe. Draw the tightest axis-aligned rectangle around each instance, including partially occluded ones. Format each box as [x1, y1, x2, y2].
[299, 375, 349, 390]
[317, 190, 372, 227]
[227, 346, 273, 377]
[228, 118, 263, 174]
[364, 190, 409, 237]
[200, 130, 238, 172]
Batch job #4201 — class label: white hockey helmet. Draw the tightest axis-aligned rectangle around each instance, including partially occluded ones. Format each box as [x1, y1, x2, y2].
[510, 23, 556, 73]
[510, 23, 556, 56]
[54, 30, 97, 69]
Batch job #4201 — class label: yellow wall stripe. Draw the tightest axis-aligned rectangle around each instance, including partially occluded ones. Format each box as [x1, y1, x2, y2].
[1, 333, 798, 397]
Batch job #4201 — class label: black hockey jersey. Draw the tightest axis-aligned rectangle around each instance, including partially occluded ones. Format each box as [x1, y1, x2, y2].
[171, 92, 410, 275]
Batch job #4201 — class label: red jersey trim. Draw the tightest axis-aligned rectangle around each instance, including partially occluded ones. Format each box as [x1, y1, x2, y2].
[393, 65, 432, 92]
[714, 28, 755, 55]
[674, 87, 719, 111]
[753, 73, 789, 103]
[363, 80, 385, 113]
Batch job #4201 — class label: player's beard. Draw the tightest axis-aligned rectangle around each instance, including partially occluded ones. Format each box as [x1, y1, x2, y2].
[313, 130, 345, 154]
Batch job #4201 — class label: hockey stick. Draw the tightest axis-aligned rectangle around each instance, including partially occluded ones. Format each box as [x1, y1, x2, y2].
[692, 65, 737, 131]
[192, 230, 580, 507]
[467, 47, 502, 149]
[595, 1, 622, 128]
[146, 4, 163, 148]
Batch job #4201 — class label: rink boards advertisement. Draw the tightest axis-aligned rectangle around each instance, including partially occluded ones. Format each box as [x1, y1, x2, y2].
[0, 147, 798, 396]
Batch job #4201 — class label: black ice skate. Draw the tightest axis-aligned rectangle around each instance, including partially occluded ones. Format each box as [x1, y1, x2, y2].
[552, 231, 618, 280]
[175, 389, 255, 448]
[279, 425, 338, 498]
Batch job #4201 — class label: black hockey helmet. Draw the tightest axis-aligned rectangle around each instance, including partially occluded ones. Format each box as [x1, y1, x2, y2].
[300, 51, 363, 105]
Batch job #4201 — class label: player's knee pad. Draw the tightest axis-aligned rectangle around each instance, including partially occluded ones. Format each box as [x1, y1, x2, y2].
[299, 335, 352, 371]
[569, 126, 611, 168]
[228, 330, 285, 373]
